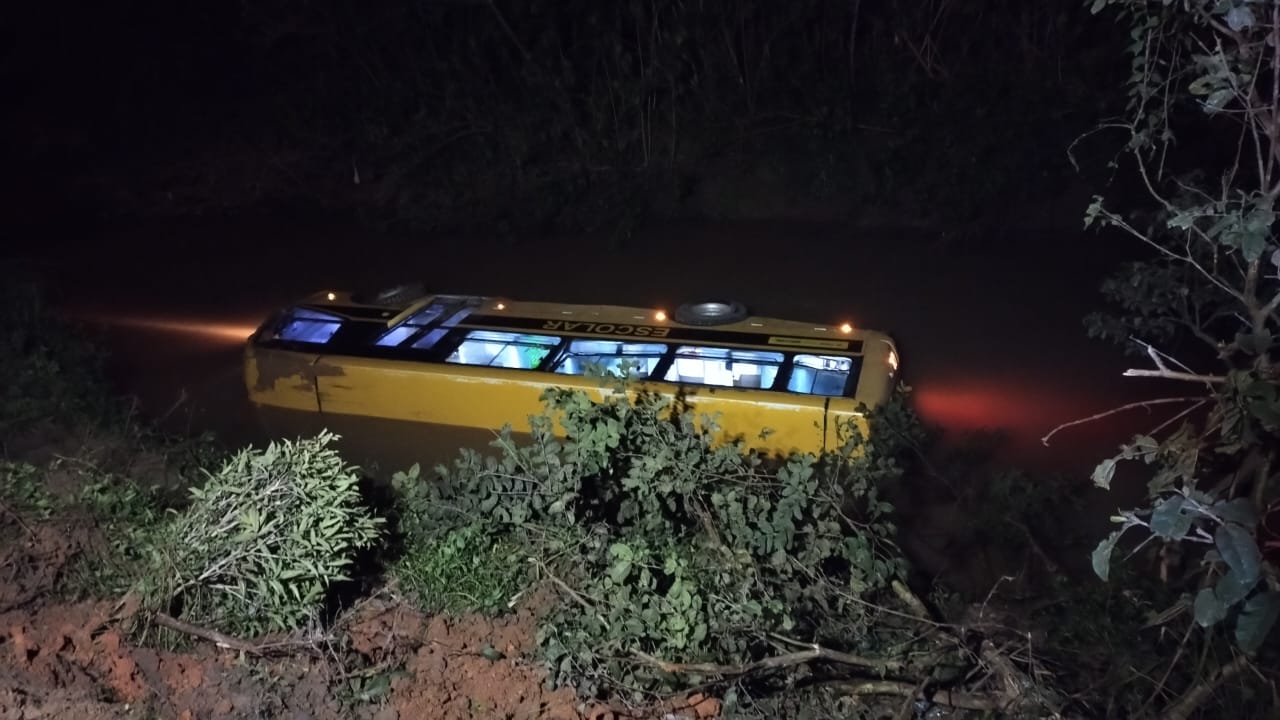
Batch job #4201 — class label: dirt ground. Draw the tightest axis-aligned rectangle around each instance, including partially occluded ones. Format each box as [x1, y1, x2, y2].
[0, 431, 721, 720]
[1, 521, 728, 720]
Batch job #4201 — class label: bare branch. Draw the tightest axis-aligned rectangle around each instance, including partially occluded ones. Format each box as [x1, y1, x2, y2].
[1123, 368, 1227, 383]
[1270, 0, 1280, 179]
[1137, 338, 1199, 376]
[1100, 204, 1248, 307]
[1041, 397, 1207, 447]
[632, 643, 904, 677]
[1246, 258, 1262, 317]
[1149, 398, 1212, 439]
[1262, 289, 1280, 319]
[1178, 307, 1226, 353]
[531, 558, 609, 629]
[890, 579, 933, 622]
[151, 612, 319, 656]
[834, 679, 1007, 712]
[1161, 654, 1253, 720]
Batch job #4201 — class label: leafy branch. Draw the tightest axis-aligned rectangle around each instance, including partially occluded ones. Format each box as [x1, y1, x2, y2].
[1074, 1, 1280, 714]
[135, 432, 384, 638]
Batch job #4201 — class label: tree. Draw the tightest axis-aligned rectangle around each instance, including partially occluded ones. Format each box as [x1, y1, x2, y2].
[1064, 0, 1280, 715]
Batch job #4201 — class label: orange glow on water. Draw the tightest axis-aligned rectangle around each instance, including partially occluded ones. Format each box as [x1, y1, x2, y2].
[75, 313, 258, 344]
[912, 380, 1158, 472]
[913, 384, 1039, 430]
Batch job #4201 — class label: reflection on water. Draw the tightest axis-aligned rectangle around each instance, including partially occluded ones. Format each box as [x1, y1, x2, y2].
[75, 313, 259, 344]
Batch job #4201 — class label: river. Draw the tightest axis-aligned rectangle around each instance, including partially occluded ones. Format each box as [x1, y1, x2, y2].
[10, 215, 1162, 479]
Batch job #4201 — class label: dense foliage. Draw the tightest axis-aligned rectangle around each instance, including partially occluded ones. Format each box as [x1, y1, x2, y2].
[394, 382, 911, 700]
[1076, 0, 1280, 715]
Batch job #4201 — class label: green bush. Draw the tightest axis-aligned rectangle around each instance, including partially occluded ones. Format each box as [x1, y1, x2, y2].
[137, 431, 384, 636]
[65, 474, 170, 599]
[0, 460, 56, 522]
[408, 384, 912, 698]
[387, 503, 529, 615]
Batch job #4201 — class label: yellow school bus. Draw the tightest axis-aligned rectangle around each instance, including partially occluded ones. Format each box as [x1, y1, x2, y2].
[243, 288, 900, 473]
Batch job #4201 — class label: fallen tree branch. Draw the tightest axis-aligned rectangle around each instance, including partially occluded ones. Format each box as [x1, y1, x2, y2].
[154, 612, 266, 655]
[531, 558, 610, 631]
[834, 679, 1006, 712]
[152, 612, 320, 657]
[1161, 654, 1252, 720]
[891, 579, 934, 621]
[893, 677, 929, 720]
[979, 639, 1060, 713]
[633, 643, 905, 677]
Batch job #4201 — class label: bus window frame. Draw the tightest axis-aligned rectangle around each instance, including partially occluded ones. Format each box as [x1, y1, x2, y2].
[424, 328, 867, 398]
[258, 309, 873, 401]
[663, 345, 787, 391]
[548, 338, 674, 379]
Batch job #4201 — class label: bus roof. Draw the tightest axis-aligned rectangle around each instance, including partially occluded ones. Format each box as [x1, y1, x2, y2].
[297, 290, 896, 352]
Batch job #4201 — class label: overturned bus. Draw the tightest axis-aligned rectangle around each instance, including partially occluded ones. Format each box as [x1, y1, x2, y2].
[242, 288, 900, 474]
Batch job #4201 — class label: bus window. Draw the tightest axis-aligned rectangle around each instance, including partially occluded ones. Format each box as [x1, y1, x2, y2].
[409, 305, 475, 350]
[552, 340, 668, 378]
[787, 355, 856, 396]
[664, 347, 783, 389]
[446, 330, 560, 369]
[375, 325, 418, 347]
[274, 308, 344, 345]
[375, 301, 452, 347]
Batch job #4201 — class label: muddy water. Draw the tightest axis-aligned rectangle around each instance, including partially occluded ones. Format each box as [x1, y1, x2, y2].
[12, 216, 1159, 478]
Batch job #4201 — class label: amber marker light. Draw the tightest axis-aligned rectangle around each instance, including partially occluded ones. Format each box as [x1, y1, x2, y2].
[655, 310, 667, 322]
[496, 303, 506, 310]
[839, 322, 853, 334]
[326, 292, 337, 301]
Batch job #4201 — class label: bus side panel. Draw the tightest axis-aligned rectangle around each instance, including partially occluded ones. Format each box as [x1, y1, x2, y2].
[314, 357, 602, 430]
[675, 388, 830, 458]
[244, 345, 322, 412]
[312, 356, 834, 459]
[825, 397, 871, 456]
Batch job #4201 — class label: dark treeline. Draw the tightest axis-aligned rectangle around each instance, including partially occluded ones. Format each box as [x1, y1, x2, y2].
[4, 0, 1127, 235]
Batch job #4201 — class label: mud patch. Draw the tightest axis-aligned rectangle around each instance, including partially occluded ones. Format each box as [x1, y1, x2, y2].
[0, 523, 598, 720]
[0, 521, 83, 613]
[0, 592, 606, 720]
[344, 593, 584, 720]
[0, 600, 347, 720]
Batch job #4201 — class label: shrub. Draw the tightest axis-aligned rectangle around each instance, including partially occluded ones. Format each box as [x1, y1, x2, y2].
[0, 460, 56, 522]
[137, 431, 384, 636]
[406, 383, 913, 699]
[387, 504, 529, 615]
[64, 473, 171, 599]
